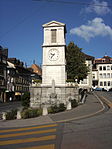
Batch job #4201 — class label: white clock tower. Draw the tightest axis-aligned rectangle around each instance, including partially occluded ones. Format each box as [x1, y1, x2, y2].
[30, 21, 79, 108]
[42, 21, 67, 86]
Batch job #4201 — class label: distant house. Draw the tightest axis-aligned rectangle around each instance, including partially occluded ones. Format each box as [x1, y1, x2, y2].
[92, 56, 112, 91]
[79, 53, 94, 91]
[31, 64, 42, 76]
[7, 58, 32, 101]
[29, 64, 42, 85]
[0, 46, 8, 102]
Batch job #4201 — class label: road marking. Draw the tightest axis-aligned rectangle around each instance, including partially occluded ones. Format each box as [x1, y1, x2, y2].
[0, 124, 57, 133]
[0, 135, 56, 146]
[0, 128, 56, 138]
[101, 96, 112, 108]
[19, 144, 55, 149]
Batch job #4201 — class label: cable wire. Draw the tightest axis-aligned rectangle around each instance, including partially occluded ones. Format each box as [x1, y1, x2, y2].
[32, 0, 112, 8]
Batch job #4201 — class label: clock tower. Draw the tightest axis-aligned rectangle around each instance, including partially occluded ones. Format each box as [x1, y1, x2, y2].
[30, 21, 79, 108]
[42, 21, 67, 86]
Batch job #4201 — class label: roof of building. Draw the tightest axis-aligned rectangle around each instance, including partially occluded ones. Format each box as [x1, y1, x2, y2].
[83, 53, 94, 60]
[94, 55, 112, 64]
[30, 64, 42, 76]
[7, 61, 16, 69]
[7, 58, 24, 67]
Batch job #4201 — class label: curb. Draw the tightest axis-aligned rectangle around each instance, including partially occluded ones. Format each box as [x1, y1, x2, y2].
[54, 92, 106, 123]
[100, 96, 112, 108]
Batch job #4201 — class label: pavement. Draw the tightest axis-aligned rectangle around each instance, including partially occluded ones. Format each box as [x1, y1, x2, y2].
[0, 92, 105, 128]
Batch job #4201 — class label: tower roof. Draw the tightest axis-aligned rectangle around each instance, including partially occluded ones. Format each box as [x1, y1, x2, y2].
[43, 20, 65, 27]
[43, 20, 67, 33]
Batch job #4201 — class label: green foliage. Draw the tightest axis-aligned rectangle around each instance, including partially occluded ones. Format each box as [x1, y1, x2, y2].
[21, 108, 42, 119]
[21, 92, 30, 108]
[48, 103, 66, 114]
[33, 79, 42, 84]
[71, 99, 78, 108]
[66, 42, 89, 82]
[5, 109, 17, 120]
[59, 103, 66, 112]
[66, 79, 74, 82]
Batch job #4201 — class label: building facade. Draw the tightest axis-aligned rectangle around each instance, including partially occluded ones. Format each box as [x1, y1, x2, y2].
[79, 54, 94, 91]
[29, 64, 42, 86]
[92, 56, 112, 91]
[0, 46, 8, 102]
[7, 58, 32, 101]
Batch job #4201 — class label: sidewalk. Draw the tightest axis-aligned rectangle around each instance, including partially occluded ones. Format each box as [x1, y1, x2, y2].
[0, 93, 104, 128]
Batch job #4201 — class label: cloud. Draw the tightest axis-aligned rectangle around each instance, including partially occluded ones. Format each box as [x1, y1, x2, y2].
[85, 0, 111, 15]
[70, 18, 112, 41]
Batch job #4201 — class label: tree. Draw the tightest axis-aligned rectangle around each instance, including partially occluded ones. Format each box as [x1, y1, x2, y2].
[21, 92, 30, 108]
[66, 42, 89, 82]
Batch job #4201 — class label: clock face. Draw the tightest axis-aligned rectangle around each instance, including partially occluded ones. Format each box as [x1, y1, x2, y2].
[48, 49, 59, 61]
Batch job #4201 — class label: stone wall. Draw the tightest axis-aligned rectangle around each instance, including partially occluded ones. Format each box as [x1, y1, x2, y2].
[30, 85, 79, 108]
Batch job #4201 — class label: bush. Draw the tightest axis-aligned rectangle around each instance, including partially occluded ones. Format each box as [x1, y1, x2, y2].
[58, 103, 66, 112]
[33, 79, 42, 84]
[21, 108, 42, 119]
[5, 109, 17, 120]
[71, 99, 78, 108]
[21, 92, 30, 108]
[50, 105, 59, 113]
[48, 103, 66, 114]
[66, 79, 74, 82]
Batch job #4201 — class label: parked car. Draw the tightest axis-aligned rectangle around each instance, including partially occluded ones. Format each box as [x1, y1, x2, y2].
[95, 87, 102, 91]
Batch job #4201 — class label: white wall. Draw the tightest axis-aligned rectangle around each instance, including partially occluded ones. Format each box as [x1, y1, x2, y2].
[96, 64, 112, 90]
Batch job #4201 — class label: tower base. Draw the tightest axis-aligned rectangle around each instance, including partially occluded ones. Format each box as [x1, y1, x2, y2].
[30, 85, 79, 108]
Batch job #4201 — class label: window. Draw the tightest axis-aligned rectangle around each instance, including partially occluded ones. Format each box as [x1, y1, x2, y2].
[107, 66, 110, 70]
[104, 81, 106, 86]
[103, 66, 106, 70]
[107, 73, 110, 78]
[103, 73, 106, 78]
[99, 66, 102, 71]
[108, 81, 110, 86]
[51, 29, 57, 43]
[92, 74, 95, 79]
[99, 73, 102, 78]
[0, 68, 4, 75]
[100, 82, 103, 86]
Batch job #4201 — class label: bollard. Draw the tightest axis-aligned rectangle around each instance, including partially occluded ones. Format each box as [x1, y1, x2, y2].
[2, 112, 6, 120]
[17, 111, 22, 119]
[42, 105, 48, 116]
[67, 101, 72, 110]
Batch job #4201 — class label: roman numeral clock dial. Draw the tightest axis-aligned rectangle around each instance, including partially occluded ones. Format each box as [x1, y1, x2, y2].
[48, 49, 59, 61]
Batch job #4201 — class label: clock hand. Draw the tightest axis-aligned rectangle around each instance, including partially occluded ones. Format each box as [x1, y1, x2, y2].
[51, 53, 55, 58]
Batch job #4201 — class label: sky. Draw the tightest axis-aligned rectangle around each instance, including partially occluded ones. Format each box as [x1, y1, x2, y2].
[0, 0, 112, 67]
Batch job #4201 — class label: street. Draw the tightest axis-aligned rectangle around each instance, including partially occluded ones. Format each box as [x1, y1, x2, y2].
[61, 104, 112, 149]
[0, 101, 22, 112]
[94, 90, 112, 102]
[0, 91, 112, 149]
[0, 101, 22, 119]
